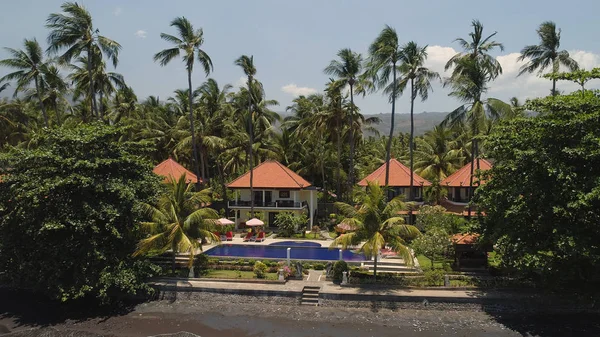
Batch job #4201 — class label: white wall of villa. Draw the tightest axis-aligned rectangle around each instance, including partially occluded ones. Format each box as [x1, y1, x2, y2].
[229, 188, 318, 229]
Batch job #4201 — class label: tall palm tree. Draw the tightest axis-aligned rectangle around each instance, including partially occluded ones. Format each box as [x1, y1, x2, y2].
[397, 42, 440, 202]
[46, 2, 121, 116]
[330, 181, 420, 280]
[40, 65, 69, 126]
[324, 48, 363, 192]
[365, 25, 403, 192]
[235, 55, 257, 217]
[518, 21, 579, 95]
[133, 174, 218, 273]
[413, 125, 463, 181]
[154, 17, 213, 188]
[445, 19, 504, 80]
[0, 38, 50, 127]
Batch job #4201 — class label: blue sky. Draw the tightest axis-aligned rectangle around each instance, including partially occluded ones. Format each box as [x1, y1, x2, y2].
[2, 0, 600, 114]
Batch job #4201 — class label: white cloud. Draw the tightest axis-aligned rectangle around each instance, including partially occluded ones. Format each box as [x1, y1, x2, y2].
[113, 7, 122, 16]
[134, 30, 147, 39]
[234, 76, 247, 88]
[425, 45, 600, 101]
[281, 83, 317, 97]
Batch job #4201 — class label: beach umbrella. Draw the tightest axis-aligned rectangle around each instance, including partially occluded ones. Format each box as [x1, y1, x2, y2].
[246, 218, 264, 226]
[216, 218, 234, 226]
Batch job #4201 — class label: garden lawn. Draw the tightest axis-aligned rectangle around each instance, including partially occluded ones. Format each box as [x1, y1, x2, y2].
[204, 270, 278, 280]
[417, 255, 447, 270]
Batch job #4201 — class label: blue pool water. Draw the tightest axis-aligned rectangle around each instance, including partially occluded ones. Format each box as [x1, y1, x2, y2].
[269, 241, 321, 248]
[205, 243, 366, 261]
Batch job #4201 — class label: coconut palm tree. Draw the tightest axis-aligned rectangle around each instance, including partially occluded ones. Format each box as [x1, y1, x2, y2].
[154, 16, 213, 188]
[235, 55, 257, 217]
[324, 48, 364, 191]
[330, 181, 420, 281]
[397, 41, 440, 201]
[518, 21, 579, 95]
[46, 2, 121, 116]
[0, 38, 50, 127]
[133, 174, 218, 273]
[413, 125, 463, 181]
[445, 19, 504, 80]
[365, 25, 403, 192]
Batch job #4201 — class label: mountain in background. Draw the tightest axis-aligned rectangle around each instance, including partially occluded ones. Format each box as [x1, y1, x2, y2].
[365, 111, 449, 136]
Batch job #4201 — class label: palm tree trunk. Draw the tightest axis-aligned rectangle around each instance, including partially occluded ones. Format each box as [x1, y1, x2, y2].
[552, 78, 557, 96]
[409, 78, 415, 203]
[99, 91, 104, 121]
[199, 143, 206, 182]
[87, 45, 96, 117]
[384, 62, 397, 197]
[34, 76, 49, 127]
[467, 139, 476, 219]
[348, 83, 355, 198]
[336, 117, 342, 201]
[187, 69, 202, 190]
[171, 242, 177, 275]
[373, 254, 378, 282]
[54, 99, 61, 126]
[248, 75, 254, 217]
[217, 158, 229, 218]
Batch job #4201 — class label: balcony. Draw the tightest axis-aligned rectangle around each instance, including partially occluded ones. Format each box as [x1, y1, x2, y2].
[228, 200, 307, 209]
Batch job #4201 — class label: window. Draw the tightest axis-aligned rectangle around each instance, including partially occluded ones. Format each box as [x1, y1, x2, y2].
[279, 190, 290, 198]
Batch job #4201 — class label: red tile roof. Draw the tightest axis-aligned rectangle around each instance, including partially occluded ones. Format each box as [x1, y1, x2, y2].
[452, 233, 479, 245]
[440, 159, 492, 187]
[227, 160, 312, 189]
[358, 158, 431, 187]
[153, 158, 199, 184]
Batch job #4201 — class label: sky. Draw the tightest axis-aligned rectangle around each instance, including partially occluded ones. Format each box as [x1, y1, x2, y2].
[1, 0, 600, 114]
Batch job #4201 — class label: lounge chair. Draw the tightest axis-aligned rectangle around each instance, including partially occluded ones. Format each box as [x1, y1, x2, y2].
[255, 232, 265, 242]
[243, 232, 254, 242]
[226, 231, 233, 241]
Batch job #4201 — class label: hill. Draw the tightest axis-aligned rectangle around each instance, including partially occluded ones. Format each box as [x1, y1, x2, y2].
[364, 111, 449, 136]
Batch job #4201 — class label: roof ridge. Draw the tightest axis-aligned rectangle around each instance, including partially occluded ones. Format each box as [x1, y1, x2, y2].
[225, 160, 270, 186]
[276, 161, 305, 188]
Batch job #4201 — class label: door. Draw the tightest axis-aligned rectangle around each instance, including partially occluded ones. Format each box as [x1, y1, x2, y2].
[264, 191, 272, 205]
[268, 212, 277, 228]
[253, 191, 263, 206]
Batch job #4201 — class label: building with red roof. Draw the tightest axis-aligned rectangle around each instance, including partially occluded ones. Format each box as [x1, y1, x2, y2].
[440, 159, 492, 204]
[153, 158, 200, 184]
[227, 160, 317, 228]
[358, 158, 431, 202]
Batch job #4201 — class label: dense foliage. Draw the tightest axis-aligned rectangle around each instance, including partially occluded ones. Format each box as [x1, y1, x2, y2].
[477, 91, 600, 289]
[0, 124, 161, 302]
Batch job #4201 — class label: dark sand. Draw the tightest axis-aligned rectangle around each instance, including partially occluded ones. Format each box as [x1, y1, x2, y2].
[1, 289, 599, 337]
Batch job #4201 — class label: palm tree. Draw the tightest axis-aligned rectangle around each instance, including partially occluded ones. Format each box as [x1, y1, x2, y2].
[40, 65, 69, 126]
[46, 2, 121, 116]
[330, 181, 420, 280]
[154, 16, 213, 188]
[324, 48, 364, 192]
[365, 25, 403, 192]
[133, 174, 218, 273]
[235, 55, 257, 217]
[518, 21, 579, 95]
[397, 42, 440, 202]
[0, 38, 50, 127]
[445, 19, 504, 80]
[413, 125, 463, 181]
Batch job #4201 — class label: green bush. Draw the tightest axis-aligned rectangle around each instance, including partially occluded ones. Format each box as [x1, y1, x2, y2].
[424, 269, 445, 286]
[247, 259, 256, 265]
[313, 263, 325, 270]
[236, 258, 246, 265]
[193, 254, 210, 277]
[253, 261, 267, 279]
[332, 260, 349, 282]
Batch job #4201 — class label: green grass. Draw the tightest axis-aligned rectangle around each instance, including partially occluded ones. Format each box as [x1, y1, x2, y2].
[290, 233, 325, 240]
[204, 270, 278, 280]
[416, 255, 445, 270]
[328, 231, 338, 239]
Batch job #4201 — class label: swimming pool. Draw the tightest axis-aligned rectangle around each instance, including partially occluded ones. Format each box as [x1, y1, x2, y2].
[205, 243, 366, 261]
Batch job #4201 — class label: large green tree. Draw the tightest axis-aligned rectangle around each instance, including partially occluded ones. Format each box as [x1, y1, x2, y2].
[154, 16, 213, 188]
[477, 91, 600, 289]
[397, 41, 440, 201]
[0, 38, 50, 127]
[0, 124, 160, 302]
[46, 2, 121, 117]
[330, 181, 420, 280]
[518, 21, 579, 96]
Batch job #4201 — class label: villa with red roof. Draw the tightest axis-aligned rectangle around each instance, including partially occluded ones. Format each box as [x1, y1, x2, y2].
[227, 160, 318, 228]
[441, 158, 492, 204]
[358, 158, 431, 202]
[153, 158, 200, 184]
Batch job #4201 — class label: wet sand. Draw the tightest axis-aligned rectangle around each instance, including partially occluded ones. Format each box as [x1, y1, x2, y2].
[1, 289, 599, 337]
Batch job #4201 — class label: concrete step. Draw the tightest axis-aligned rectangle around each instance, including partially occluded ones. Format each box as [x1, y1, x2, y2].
[301, 301, 319, 306]
[302, 293, 319, 298]
[301, 286, 320, 306]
